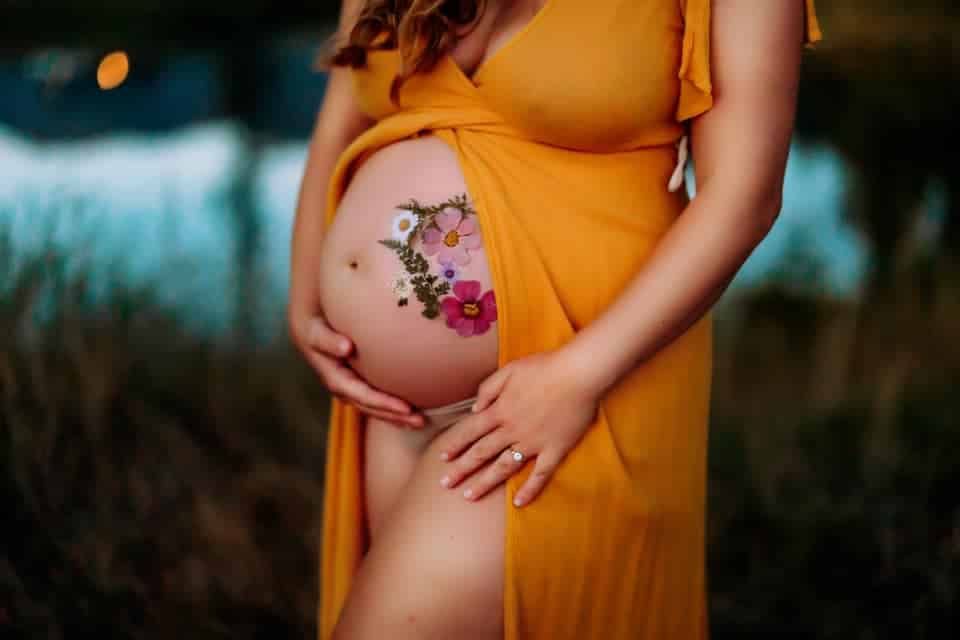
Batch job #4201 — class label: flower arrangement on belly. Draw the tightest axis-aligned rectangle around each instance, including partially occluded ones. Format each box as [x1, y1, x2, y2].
[382, 195, 497, 337]
[325, 193, 500, 410]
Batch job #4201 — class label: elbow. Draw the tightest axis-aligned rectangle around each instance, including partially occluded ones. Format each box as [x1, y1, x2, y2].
[749, 187, 784, 243]
[763, 190, 784, 230]
[698, 170, 786, 244]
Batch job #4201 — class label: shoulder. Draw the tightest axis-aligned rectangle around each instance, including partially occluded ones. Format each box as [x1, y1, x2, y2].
[675, 0, 824, 122]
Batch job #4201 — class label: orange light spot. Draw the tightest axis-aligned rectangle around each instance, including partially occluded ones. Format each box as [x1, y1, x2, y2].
[97, 51, 130, 90]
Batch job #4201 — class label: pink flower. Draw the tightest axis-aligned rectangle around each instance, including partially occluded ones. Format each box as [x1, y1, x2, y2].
[440, 280, 497, 337]
[421, 208, 482, 266]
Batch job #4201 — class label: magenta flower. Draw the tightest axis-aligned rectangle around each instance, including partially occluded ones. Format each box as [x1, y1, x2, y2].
[422, 208, 482, 266]
[440, 280, 497, 337]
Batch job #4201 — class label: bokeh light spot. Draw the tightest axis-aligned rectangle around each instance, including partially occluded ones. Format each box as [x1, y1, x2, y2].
[97, 51, 130, 90]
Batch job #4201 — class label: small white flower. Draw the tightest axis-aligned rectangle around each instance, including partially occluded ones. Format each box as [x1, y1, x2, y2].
[390, 273, 412, 299]
[391, 210, 418, 243]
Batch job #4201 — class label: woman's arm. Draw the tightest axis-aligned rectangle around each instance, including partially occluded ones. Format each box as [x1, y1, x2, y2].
[289, 0, 425, 427]
[564, 0, 806, 394]
[436, 0, 812, 505]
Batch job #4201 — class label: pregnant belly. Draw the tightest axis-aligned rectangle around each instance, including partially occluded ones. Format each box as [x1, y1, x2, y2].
[317, 135, 499, 410]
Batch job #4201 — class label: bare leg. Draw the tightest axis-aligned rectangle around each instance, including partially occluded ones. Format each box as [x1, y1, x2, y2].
[363, 416, 420, 541]
[336, 419, 506, 640]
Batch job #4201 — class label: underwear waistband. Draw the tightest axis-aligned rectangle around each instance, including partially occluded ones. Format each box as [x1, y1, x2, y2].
[420, 395, 478, 430]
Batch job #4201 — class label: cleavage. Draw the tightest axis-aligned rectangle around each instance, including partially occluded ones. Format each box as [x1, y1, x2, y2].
[448, 0, 547, 80]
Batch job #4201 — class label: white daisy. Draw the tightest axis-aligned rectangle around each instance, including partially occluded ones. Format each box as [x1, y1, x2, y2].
[391, 210, 418, 244]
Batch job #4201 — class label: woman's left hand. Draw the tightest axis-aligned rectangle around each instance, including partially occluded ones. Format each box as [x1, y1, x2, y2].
[437, 347, 603, 508]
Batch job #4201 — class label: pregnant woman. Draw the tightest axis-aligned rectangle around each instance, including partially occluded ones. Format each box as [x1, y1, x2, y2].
[289, 1, 823, 638]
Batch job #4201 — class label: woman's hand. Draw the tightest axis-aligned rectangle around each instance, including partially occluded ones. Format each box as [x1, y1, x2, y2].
[436, 347, 602, 507]
[288, 307, 425, 429]
[287, 4, 418, 429]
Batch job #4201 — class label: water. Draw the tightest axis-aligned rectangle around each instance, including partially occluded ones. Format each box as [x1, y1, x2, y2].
[0, 120, 875, 335]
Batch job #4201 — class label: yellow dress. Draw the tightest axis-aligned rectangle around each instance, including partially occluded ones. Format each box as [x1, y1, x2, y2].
[319, 1, 823, 638]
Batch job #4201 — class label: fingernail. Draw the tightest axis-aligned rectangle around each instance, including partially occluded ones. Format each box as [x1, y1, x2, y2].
[471, 403, 479, 413]
[513, 495, 524, 507]
[340, 341, 351, 355]
[463, 488, 473, 499]
[440, 476, 451, 488]
[439, 451, 449, 461]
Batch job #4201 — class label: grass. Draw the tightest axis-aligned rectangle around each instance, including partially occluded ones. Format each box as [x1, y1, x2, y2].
[1, 224, 330, 639]
[1, 223, 958, 638]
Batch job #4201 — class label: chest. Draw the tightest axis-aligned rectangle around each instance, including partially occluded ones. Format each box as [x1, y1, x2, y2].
[353, 0, 686, 151]
[445, 0, 550, 81]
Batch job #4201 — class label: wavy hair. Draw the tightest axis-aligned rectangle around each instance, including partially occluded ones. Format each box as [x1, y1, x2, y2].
[325, 0, 486, 101]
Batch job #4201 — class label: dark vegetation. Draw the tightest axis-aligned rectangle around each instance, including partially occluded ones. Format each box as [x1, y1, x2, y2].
[1, 0, 959, 638]
[799, 0, 960, 292]
[2, 222, 957, 639]
[0, 2, 340, 54]
[0, 226, 331, 639]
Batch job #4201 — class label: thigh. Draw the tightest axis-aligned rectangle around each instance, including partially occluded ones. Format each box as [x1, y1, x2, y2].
[363, 416, 419, 541]
[335, 428, 506, 640]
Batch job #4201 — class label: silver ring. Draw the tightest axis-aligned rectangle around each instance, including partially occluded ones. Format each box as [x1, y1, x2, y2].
[508, 446, 525, 463]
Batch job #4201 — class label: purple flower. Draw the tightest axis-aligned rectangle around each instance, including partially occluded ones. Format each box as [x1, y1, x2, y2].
[437, 260, 461, 286]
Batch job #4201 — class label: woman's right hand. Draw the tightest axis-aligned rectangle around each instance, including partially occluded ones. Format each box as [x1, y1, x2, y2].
[289, 307, 425, 429]
[290, 0, 424, 429]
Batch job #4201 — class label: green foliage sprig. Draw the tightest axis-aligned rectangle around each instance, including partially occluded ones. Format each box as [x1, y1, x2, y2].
[378, 239, 451, 318]
[396, 193, 475, 239]
[378, 193, 475, 319]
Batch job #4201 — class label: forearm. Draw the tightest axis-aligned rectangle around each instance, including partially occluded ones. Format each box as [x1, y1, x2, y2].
[290, 0, 373, 318]
[289, 128, 348, 312]
[289, 63, 373, 317]
[565, 181, 779, 395]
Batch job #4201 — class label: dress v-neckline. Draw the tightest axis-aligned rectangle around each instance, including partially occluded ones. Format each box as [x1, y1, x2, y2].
[444, 0, 558, 89]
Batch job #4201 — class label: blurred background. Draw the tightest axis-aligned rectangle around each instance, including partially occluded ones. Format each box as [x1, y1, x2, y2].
[0, 1, 957, 638]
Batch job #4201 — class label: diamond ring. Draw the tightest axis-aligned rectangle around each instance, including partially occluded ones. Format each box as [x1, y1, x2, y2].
[508, 446, 525, 463]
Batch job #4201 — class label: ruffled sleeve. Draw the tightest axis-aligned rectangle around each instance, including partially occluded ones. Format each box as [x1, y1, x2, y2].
[676, 0, 824, 122]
